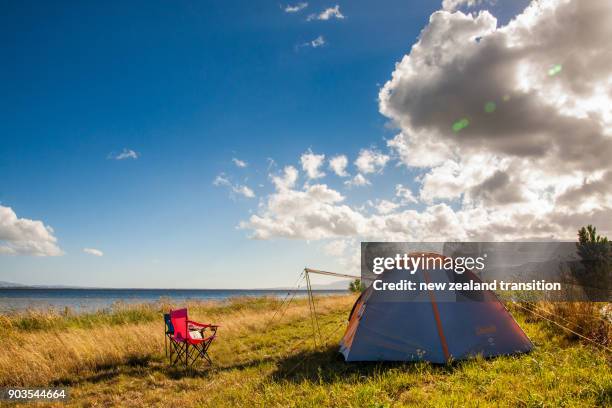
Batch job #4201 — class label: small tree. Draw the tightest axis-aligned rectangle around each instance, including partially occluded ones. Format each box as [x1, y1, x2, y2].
[578, 225, 609, 245]
[349, 278, 365, 293]
[574, 225, 611, 299]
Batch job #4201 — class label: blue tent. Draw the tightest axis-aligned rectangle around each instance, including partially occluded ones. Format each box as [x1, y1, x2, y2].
[339, 264, 533, 363]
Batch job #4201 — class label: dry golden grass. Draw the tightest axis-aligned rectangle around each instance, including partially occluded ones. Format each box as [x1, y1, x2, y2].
[0, 295, 355, 387]
[509, 301, 612, 349]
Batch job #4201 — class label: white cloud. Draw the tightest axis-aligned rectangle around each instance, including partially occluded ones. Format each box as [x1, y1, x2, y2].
[83, 248, 103, 257]
[378, 0, 612, 236]
[323, 239, 349, 257]
[239, 180, 477, 241]
[380, 2, 612, 172]
[235, 185, 255, 198]
[329, 155, 349, 177]
[387, 132, 453, 168]
[271, 166, 299, 190]
[300, 150, 326, 179]
[395, 184, 418, 204]
[297, 35, 326, 49]
[323, 238, 360, 271]
[240, 173, 559, 244]
[232, 158, 248, 168]
[442, 0, 487, 12]
[355, 149, 390, 174]
[213, 174, 231, 187]
[307, 5, 345, 21]
[375, 200, 399, 215]
[285, 2, 308, 13]
[110, 148, 139, 160]
[311, 35, 326, 48]
[240, 183, 361, 240]
[213, 174, 256, 198]
[344, 173, 370, 188]
[0, 205, 63, 256]
[266, 157, 277, 171]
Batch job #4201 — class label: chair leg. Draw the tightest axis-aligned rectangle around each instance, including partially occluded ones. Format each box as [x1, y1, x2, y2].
[168, 339, 215, 368]
[202, 338, 214, 365]
[170, 341, 185, 366]
[189, 342, 213, 366]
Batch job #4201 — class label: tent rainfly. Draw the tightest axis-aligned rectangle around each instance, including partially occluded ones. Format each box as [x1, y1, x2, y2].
[336, 256, 533, 363]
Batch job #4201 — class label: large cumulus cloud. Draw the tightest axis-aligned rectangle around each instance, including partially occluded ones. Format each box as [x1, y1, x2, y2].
[381, 1, 612, 169]
[0, 205, 63, 256]
[380, 0, 612, 235]
[238, 0, 612, 267]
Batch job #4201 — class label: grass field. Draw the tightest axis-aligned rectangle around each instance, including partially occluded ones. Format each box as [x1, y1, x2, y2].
[0, 295, 610, 407]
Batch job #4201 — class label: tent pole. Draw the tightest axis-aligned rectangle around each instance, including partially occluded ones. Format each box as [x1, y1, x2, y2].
[304, 268, 360, 280]
[423, 269, 450, 363]
[304, 269, 316, 347]
[304, 268, 322, 346]
[303, 266, 357, 347]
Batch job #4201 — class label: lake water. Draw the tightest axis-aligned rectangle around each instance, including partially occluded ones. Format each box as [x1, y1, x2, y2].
[0, 288, 347, 313]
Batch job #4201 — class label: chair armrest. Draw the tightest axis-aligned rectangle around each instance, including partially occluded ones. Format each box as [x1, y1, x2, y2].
[187, 320, 215, 329]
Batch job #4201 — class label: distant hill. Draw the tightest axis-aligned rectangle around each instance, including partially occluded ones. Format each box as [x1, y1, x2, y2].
[0, 281, 26, 288]
[0, 281, 81, 289]
[310, 279, 351, 290]
[270, 279, 351, 291]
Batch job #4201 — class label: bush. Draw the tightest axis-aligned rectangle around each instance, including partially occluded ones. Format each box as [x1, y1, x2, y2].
[348, 279, 365, 293]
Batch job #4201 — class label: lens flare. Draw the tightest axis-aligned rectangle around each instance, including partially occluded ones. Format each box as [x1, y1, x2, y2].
[484, 101, 496, 113]
[548, 64, 562, 76]
[452, 118, 470, 132]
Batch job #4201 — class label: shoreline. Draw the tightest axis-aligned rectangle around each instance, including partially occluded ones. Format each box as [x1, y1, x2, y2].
[0, 291, 350, 315]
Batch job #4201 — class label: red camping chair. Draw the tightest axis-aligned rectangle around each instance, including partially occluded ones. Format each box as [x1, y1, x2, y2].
[168, 308, 218, 368]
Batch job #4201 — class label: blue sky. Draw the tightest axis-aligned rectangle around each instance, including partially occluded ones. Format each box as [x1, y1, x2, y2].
[6, 0, 601, 289]
[1, 0, 436, 287]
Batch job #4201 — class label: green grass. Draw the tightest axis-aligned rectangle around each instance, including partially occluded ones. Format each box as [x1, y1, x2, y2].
[1, 296, 610, 407]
